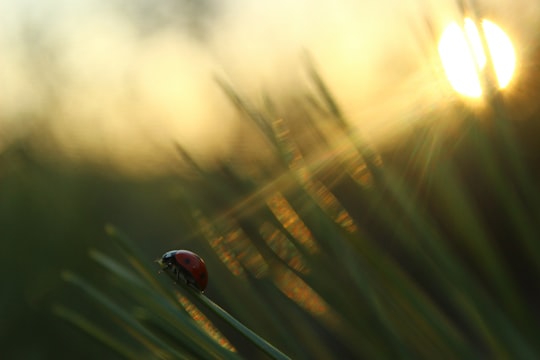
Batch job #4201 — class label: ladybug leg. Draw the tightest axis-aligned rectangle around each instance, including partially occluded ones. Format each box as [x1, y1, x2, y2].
[176, 269, 186, 281]
[164, 263, 182, 283]
[172, 266, 181, 282]
[181, 270, 189, 285]
[176, 267, 192, 286]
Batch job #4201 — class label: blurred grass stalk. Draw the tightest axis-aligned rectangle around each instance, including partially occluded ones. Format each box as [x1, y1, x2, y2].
[57, 225, 291, 359]
[57, 28, 540, 358]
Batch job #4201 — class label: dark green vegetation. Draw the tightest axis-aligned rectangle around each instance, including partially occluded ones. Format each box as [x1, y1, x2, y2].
[4, 51, 540, 358]
[0, 147, 189, 359]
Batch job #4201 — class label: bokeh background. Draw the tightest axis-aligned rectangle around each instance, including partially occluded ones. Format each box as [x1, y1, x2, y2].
[3, 0, 540, 358]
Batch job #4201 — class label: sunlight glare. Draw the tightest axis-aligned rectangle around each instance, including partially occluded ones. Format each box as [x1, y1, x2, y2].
[438, 18, 516, 97]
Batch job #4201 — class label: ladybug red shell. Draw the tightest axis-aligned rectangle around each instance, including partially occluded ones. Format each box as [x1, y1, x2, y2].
[160, 250, 208, 291]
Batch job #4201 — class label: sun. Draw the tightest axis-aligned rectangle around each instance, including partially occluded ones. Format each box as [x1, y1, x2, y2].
[438, 18, 516, 98]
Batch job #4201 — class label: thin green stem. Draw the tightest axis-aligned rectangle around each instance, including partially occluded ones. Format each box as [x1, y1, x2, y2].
[192, 289, 291, 360]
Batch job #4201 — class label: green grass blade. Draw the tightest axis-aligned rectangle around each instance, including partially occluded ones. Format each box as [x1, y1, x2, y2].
[193, 289, 291, 360]
[61, 271, 200, 359]
[53, 305, 143, 360]
[88, 249, 240, 360]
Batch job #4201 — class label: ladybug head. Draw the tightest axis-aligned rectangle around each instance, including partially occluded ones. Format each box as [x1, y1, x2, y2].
[158, 250, 178, 269]
[160, 250, 177, 262]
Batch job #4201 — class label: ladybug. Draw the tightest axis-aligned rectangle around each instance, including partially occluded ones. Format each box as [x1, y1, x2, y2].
[159, 250, 208, 291]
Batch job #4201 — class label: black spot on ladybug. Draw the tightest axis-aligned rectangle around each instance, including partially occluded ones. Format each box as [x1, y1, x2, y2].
[184, 258, 191, 264]
[200, 272, 206, 279]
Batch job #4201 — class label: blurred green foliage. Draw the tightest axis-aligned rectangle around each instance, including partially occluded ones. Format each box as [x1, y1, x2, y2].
[2, 61, 534, 359]
[3, 32, 540, 359]
[0, 142, 194, 359]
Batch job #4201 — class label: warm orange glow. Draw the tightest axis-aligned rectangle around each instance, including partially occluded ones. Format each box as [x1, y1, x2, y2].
[271, 117, 358, 233]
[272, 266, 331, 318]
[272, 118, 310, 183]
[306, 180, 358, 233]
[225, 228, 269, 278]
[194, 211, 245, 277]
[178, 295, 237, 352]
[266, 192, 319, 254]
[208, 234, 246, 277]
[438, 18, 516, 97]
[260, 222, 309, 273]
[194, 211, 268, 278]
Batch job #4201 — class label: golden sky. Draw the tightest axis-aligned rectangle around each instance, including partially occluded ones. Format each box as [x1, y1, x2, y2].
[1, 0, 538, 176]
